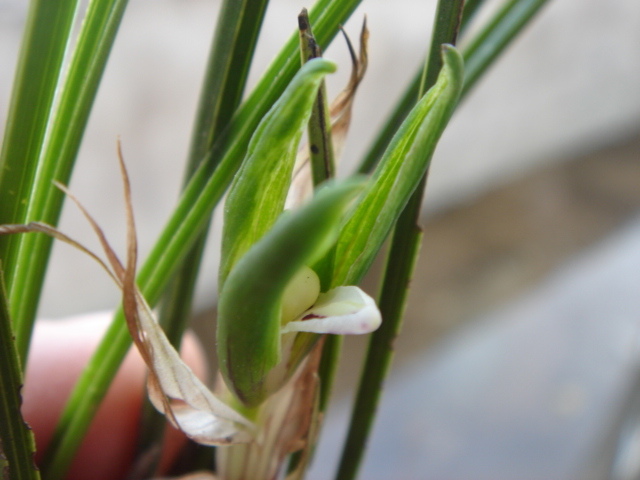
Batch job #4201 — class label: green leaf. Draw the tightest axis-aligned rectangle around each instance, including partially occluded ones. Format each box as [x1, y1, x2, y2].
[332, 45, 464, 287]
[0, 268, 40, 480]
[218, 179, 365, 407]
[219, 58, 337, 288]
[2, 0, 130, 365]
[0, 0, 78, 228]
[0, 0, 80, 362]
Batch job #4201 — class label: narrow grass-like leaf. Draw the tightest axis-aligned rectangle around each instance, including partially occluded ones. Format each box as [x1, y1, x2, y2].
[3, 0, 130, 366]
[187, 0, 270, 175]
[0, 0, 78, 228]
[47, 1, 364, 475]
[332, 46, 464, 287]
[218, 179, 365, 407]
[0, 269, 40, 480]
[337, 2, 465, 477]
[0, 0, 79, 362]
[219, 58, 336, 288]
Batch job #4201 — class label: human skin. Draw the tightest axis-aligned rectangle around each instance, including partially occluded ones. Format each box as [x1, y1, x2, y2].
[21, 312, 208, 480]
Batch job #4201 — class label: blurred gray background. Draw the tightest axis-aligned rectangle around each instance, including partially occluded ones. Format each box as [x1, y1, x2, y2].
[2, 0, 640, 478]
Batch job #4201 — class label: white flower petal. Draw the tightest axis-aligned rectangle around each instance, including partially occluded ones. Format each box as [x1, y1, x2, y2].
[281, 286, 381, 335]
[137, 292, 255, 444]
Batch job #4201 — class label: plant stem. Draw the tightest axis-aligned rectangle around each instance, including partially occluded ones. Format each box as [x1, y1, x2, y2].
[298, 8, 335, 186]
[0, 0, 80, 365]
[335, 224, 422, 480]
[335, 1, 464, 479]
[298, 8, 343, 415]
[0, 269, 40, 480]
[42, 2, 364, 478]
[419, 2, 464, 94]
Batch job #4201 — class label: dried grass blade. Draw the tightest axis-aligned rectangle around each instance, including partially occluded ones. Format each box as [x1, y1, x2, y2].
[53, 181, 126, 281]
[114, 149, 255, 444]
[281, 341, 324, 480]
[329, 18, 368, 159]
[0, 222, 120, 287]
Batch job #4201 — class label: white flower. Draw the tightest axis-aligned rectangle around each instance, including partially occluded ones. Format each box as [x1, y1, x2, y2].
[280, 267, 381, 336]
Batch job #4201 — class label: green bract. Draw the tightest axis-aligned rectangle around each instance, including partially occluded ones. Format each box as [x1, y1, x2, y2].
[332, 45, 465, 287]
[218, 179, 365, 407]
[219, 58, 337, 288]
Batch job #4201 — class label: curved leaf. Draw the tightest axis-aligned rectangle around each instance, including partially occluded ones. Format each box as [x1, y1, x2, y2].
[219, 58, 337, 288]
[218, 179, 365, 407]
[332, 45, 464, 287]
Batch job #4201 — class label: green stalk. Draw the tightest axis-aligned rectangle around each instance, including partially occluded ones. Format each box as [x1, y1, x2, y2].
[282, 13, 342, 473]
[298, 8, 336, 186]
[357, 0, 549, 174]
[335, 2, 464, 479]
[298, 8, 343, 414]
[42, 1, 364, 478]
[0, 0, 80, 365]
[298, 7, 337, 291]
[137, 0, 269, 467]
[335, 224, 422, 480]
[0, 269, 40, 480]
[298, 12, 337, 445]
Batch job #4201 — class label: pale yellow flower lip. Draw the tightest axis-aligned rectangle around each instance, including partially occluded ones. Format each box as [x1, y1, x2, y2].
[281, 285, 381, 335]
